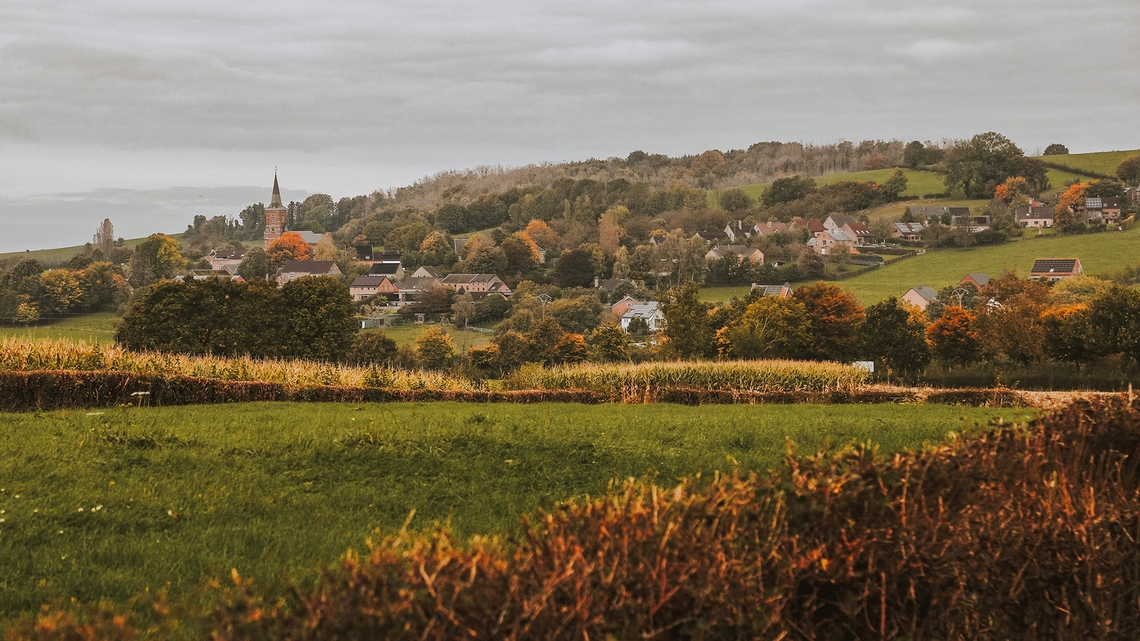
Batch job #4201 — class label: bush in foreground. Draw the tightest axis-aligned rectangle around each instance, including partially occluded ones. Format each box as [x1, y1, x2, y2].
[11, 398, 1140, 639]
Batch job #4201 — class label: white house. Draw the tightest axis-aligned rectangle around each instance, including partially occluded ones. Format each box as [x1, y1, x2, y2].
[620, 302, 664, 333]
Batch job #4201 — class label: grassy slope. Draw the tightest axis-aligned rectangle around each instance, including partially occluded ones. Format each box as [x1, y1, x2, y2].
[1035, 149, 1140, 178]
[0, 234, 185, 266]
[0, 401, 1035, 619]
[0, 311, 118, 343]
[839, 230, 1140, 303]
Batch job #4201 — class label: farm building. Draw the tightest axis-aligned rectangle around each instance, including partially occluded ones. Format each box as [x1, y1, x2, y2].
[901, 286, 938, 311]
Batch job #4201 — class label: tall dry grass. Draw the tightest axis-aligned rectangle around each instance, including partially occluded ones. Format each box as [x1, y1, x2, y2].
[0, 337, 473, 392]
[508, 359, 869, 401]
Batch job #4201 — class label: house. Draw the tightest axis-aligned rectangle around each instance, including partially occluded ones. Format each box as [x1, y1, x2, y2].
[891, 222, 925, 241]
[392, 276, 442, 307]
[355, 245, 377, 263]
[751, 221, 789, 237]
[843, 221, 875, 245]
[724, 220, 752, 242]
[608, 295, 641, 317]
[789, 217, 826, 234]
[1014, 205, 1054, 228]
[649, 234, 667, 246]
[178, 269, 243, 282]
[1085, 197, 1123, 223]
[595, 278, 633, 292]
[693, 230, 730, 243]
[823, 214, 857, 231]
[206, 248, 245, 272]
[901, 286, 938, 311]
[409, 266, 442, 279]
[907, 206, 954, 225]
[440, 273, 513, 300]
[751, 283, 793, 298]
[806, 229, 856, 255]
[959, 273, 990, 289]
[950, 213, 991, 231]
[349, 275, 399, 301]
[293, 231, 328, 248]
[275, 260, 341, 285]
[1030, 258, 1082, 281]
[620, 302, 664, 333]
[368, 262, 406, 281]
[705, 245, 764, 263]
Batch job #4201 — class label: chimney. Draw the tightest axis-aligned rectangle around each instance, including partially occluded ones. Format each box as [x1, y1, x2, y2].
[594, 277, 600, 287]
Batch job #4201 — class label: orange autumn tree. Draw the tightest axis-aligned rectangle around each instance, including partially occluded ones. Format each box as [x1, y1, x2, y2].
[266, 232, 312, 268]
[792, 282, 865, 362]
[522, 219, 560, 253]
[926, 305, 980, 367]
[993, 176, 1029, 205]
[1053, 183, 1088, 233]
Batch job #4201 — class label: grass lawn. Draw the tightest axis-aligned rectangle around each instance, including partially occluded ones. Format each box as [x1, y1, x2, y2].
[0, 311, 119, 343]
[1035, 149, 1140, 178]
[840, 230, 1140, 303]
[372, 322, 493, 350]
[0, 235, 185, 266]
[0, 401, 1036, 621]
[699, 285, 752, 302]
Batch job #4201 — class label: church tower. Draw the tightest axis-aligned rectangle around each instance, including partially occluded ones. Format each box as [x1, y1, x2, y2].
[264, 170, 288, 246]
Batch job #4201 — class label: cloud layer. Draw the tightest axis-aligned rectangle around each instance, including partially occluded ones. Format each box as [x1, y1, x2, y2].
[1, 0, 1137, 250]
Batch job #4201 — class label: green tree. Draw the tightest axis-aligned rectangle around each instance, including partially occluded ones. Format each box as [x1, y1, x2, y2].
[37, 270, 83, 318]
[553, 248, 596, 288]
[716, 296, 812, 359]
[464, 246, 508, 276]
[129, 234, 186, 287]
[943, 132, 1026, 198]
[660, 281, 712, 359]
[347, 330, 398, 366]
[1116, 155, 1140, 185]
[587, 322, 630, 362]
[435, 203, 469, 234]
[1042, 304, 1094, 369]
[860, 297, 928, 379]
[762, 176, 817, 206]
[280, 276, 358, 362]
[1087, 285, 1140, 361]
[719, 188, 754, 212]
[1043, 143, 1069, 156]
[237, 246, 271, 281]
[499, 234, 538, 276]
[880, 169, 908, 202]
[416, 326, 454, 370]
[548, 296, 603, 334]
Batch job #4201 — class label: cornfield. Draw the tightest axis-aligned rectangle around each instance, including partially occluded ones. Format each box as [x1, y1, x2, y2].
[508, 359, 869, 401]
[0, 338, 473, 392]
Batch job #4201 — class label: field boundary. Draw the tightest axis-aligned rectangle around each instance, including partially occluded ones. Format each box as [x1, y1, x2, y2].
[0, 370, 1120, 411]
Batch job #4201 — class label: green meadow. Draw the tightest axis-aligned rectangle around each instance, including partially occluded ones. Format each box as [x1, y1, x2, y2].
[1035, 149, 1140, 178]
[839, 230, 1140, 303]
[0, 311, 118, 343]
[0, 401, 1034, 621]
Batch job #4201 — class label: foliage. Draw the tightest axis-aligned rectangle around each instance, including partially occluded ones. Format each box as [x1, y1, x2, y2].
[1042, 143, 1069, 155]
[762, 175, 818, 206]
[943, 132, 1046, 198]
[236, 246, 270, 281]
[346, 330, 398, 366]
[1041, 304, 1093, 368]
[794, 282, 865, 361]
[587, 321, 630, 362]
[719, 187, 754, 212]
[860, 297, 928, 378]
[265, 232, 312, 268]
[925, 305, 979, 367]
[415, 325, 454, 370]
[1115, 154, 1140, 184]
[552, 248, 596, 288]
[716, 296, 812, 359]
[127, 234, 185, 287]
[660, 281, 712, 359]
[973, 274, 1052, 366]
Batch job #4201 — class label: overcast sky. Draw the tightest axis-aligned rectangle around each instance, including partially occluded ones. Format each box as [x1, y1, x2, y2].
[1, 0, 1138, 252]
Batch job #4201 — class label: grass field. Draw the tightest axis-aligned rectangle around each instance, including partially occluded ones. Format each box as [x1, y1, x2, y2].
[699, 285, 753, 302]
[0, 234, 184, 266]
[1034, 149, 1140, 178]
[0, 311, 118, 343]
[839, 230, 1140, 303]
[374, 322, 493, 350]
[0, 401, 1035, 621]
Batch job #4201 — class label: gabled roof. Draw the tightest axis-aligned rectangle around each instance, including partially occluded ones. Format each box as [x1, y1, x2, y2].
[399, 276, 440, 291]
[355, 245, 375, 261]
[708, 244, 758, 258]
[752, 283, 792, 297]
[845, 221, 873, 236]
[1014, 206, 1054, 220]
[694, 230, 730, 241]
[826, 214, 857, 228]
[621, 302, 661, 318]
[350, 275, 394, 288]
[412, 266, 442, 278]
[961, 273, 990, 287]
[752, 221, 788, 235]
[947, 207, 970, 217]
[906, 286, 938, 302]
[293, 231, 326, 245]
[894, 222, 924, 233]
[1031, 258, 1081, 274]
[824, 229, 855, 242]
[279, 260, 339, 275]
[441, 273, 502, 285]
[210, 248, 246, 260]
[369, 262, 402, 275]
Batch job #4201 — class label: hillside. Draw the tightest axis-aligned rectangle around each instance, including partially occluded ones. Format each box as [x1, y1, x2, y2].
[708, 168, 947, 208]
[0, 234, 185, 267]
[1034, 149, 1140, 179]
[839, 230, 1140, 303]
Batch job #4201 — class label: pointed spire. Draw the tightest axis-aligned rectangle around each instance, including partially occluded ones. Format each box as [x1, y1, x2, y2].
[270, 168, 283, 208]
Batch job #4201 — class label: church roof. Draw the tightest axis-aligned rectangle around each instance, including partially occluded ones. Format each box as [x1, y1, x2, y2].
[269, 172, 284, 209]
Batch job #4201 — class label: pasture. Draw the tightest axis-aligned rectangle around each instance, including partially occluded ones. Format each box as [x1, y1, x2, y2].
[0, 311, 118, 343]
[840, 229, 1140, 303]
[0, 401, 1035, 621]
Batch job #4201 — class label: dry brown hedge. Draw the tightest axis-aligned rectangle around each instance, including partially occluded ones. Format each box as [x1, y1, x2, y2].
[10, 398, 1140, 639]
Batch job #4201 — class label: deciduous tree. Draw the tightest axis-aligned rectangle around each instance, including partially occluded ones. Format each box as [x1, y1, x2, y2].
[793, 282, 865, 361]
[1115, 155, 1140, 185]
[416, 326, 454, 370]
[660, 281, 712, 359]
[265, 232, 312, 268]
[716, 296, 812, 360]
[925, 306, 979, 367]
[129, 234, 186, 287]
[860, 297, 928, 379]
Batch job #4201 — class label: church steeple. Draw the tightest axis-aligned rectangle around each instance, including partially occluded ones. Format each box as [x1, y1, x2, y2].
[270, 169, 283, 208]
